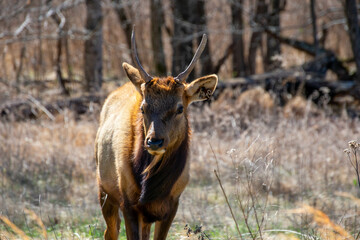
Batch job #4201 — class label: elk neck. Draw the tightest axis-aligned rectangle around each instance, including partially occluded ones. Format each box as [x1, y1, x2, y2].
[132, 111, 190, 205]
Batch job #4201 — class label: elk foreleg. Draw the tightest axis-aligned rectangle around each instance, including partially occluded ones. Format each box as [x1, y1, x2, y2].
[123, 204, 140, 240]
[139, 215, 151, 240]
[153, 199, 179, 240]
[99, 190, 121, 240]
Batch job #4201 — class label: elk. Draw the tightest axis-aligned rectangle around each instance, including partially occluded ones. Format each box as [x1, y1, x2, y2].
[95, 28, 218, 240]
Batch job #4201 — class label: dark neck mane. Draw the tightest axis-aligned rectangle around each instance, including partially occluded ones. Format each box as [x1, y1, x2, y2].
[132, 113, 189, 204]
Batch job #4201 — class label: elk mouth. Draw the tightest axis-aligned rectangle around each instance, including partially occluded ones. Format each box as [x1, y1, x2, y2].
[146, 148, 166, 155]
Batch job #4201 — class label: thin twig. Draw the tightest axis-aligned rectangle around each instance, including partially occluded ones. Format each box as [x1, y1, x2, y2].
[27, 95, 55, 121]
[236, 190, 255, 239]
[101, 193, 108, 209]
[88, 225, 94, 240]
[262, 229, 321, 239]
[354, 149, 360, 189]
[209, 142, 221, 179]
[14, 14, 32, 36]
[214, 169, 244, 240]
[259, 158, 274, 232]
[355, 231, 360, 240]
[246, 165, 262, 240]
[48, 216, 59, 240]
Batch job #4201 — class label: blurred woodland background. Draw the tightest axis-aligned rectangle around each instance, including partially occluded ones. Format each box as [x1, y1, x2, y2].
[1, 0, 360, 239]
[0, 0, 360, 99]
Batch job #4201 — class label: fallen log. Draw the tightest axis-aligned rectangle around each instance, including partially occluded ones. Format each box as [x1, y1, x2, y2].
[215, 68, 359, 105]
[2, 70, 359, 122]
[0, 95, 104, 121]
[255, 20, 353, 81]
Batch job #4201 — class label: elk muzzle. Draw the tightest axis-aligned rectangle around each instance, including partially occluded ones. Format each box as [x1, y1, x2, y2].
[146, 138, 164, 150]
[144, 121, 168, 155]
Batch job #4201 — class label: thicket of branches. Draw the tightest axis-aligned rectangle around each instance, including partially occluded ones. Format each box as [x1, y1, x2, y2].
[0, 0, 359, 95]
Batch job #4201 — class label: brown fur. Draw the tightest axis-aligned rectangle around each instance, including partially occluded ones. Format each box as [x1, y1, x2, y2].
[95, 63, 217, 240]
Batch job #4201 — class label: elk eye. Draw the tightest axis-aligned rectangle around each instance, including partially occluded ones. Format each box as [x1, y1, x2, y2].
[177, 106, 184, 114]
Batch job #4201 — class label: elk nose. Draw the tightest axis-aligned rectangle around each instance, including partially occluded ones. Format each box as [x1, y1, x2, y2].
[146, 138, 164, 150]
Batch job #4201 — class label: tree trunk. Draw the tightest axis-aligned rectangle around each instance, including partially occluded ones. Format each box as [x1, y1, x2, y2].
[192, 0, 213, 76]
[36, 0, 44, 81]
[231, 0, 247, 77]
[265, 0, 282, 71]
[84, 0, 103, 92]
[344, 0, 360, 82]
[310, 0, 319, 56]
[64, 32, 73, 84]
[150, 0, 167, 76]
[171, 0, 194, 82]
[15, 45, 26, 90]
[51, 9, 70, 95]
[56, 31, 69, 95]
[248, 0, 267, 74]
[261, 24, 352, 80]
[112, 0, 132, 49]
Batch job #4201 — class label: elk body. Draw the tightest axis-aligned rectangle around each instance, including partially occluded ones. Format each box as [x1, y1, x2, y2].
[95, 29, 218, 240]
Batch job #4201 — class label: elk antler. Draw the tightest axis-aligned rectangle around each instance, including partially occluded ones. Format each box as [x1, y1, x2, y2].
[175, 34, 207, 83]
[131, 27, 153, 83]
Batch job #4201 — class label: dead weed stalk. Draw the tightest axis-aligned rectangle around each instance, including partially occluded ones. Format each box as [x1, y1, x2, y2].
[212, 142, 274, 240]
[344, 140, 360, 190]
[184, 224, 211, 240]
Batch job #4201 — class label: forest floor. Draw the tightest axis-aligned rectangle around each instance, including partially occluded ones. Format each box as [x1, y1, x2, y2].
[1, 79, 360, 240]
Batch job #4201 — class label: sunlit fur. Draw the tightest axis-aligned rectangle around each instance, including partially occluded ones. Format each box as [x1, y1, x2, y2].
[95, 62, 218, 240]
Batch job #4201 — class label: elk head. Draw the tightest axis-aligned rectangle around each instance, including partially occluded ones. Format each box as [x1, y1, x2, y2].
[123, 28, 218, 155]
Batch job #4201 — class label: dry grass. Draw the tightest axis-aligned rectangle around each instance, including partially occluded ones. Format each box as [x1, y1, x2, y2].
[1, 86, 360, 239]
[0, 110, 100, 237]
[0, 215, 30, 240]
[290, 205, 354, 240]
[182, 91, 360, 238]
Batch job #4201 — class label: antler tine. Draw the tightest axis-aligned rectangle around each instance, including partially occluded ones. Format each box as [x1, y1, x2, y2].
[175, 34, 207, 83]
[131, 26, 153, 83]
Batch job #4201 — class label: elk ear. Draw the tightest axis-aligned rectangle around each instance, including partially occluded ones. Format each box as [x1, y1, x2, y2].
[122, 62, 144, 91]
[185, 74, 218, 104]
